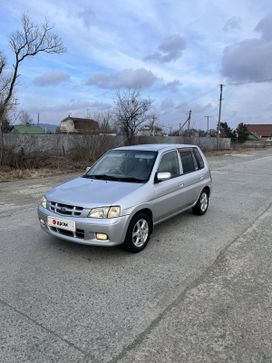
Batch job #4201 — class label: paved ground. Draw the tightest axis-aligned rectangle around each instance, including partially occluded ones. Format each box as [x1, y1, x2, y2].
[0, 148, 272, 362]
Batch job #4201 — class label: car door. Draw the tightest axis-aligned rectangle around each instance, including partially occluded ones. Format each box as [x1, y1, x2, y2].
[178, 148, 205, 205]
[152, 150, 184, 222]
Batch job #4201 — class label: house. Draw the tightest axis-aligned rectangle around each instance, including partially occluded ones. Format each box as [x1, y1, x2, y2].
[60, 116, 99, 134]
[11, 125, 45, 134]
[247, 124, 272, 140]
[138, 125, 165, 136]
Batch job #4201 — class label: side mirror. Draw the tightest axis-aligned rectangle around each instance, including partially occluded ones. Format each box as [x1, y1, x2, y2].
[85, 166, 91, 173]
[155, 172, 171, 183]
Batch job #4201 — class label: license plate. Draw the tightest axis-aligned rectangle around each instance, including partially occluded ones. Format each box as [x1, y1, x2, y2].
[47, 216, 76, 232]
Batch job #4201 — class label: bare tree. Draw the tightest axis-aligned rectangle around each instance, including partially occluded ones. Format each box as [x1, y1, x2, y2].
[0, 52, 12, 131]
[4, 14, 65, 109]
[114, 89, 153, 143]
[19, 110, 33, 125]
[90, 111, 115, 134]
[0, 14, 65, 160]
[146, 113, 159, 136]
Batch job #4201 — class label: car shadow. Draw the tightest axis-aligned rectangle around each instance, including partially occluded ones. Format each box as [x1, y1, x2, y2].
[42, 210, 195, 261]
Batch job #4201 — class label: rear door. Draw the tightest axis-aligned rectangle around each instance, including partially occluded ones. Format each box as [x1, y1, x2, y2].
[178, 148, 206, 205]
[152, 150, 183, 221]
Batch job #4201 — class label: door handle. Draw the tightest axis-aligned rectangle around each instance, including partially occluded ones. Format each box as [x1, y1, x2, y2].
[200, 175, 204, 181]
[179, 183, 184, 188]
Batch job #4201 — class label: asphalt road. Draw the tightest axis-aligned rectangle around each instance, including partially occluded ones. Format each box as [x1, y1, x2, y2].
[0, 148, 272, 362]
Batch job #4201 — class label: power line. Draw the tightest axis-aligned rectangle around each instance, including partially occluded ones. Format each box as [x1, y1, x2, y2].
[182, 88, 216, 104]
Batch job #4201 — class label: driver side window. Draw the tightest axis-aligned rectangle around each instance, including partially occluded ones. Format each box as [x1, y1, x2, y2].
[157, 151, 180, 179]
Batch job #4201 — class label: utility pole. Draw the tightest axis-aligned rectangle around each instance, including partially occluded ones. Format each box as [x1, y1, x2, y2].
[37, 112, 40, 126]
[187, 110, 192, 134]
[178, 110, 192, 136]
[217, 84, 224, 149]
[204, 115, 212, 134]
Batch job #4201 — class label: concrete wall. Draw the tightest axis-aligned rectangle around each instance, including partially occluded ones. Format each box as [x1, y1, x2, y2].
[3, 134, 231, 155]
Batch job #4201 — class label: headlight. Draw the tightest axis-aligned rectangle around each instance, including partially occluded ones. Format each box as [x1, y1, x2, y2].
[88, 206, 121, 219]
[40, 196, 47, 209]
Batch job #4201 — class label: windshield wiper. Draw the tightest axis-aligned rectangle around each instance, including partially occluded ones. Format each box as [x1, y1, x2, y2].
[82, 174, 146, 183]
[117, 176, 146, 183]
[83, 174, 121, 181]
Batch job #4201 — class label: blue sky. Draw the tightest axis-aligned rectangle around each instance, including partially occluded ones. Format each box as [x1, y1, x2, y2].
[0, 0, 272, 131]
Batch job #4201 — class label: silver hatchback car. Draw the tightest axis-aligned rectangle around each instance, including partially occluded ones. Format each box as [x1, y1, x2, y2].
[38, 144, 212, 252]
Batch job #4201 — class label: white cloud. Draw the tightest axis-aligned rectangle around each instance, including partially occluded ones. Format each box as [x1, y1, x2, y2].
[86, 68, 158, 89]
[33, 71, 70, 86]
[223, 16, 241, 32]
[222, 15, 272, 82]
[160, 97, 175, 109]
[162, 80, 182, 93]
[145, 35, 186, 62]
[255, 14, 272, 41]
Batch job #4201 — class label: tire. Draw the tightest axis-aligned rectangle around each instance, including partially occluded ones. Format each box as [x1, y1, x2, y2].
[122, 213, 152, 253]
[192, 189, 209, 215]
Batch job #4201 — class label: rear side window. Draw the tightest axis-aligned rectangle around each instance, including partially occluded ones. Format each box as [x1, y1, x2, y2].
[193, 148, 205, 169]
[179, 151, 196, 174]
[158, 151, 180, 178]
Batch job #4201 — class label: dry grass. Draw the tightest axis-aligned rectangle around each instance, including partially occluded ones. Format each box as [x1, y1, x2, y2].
[0, 138, 112, 182]
[0, 155, 87, 182]
[0, 167, 76, 182]
[204, 147, 256, 157]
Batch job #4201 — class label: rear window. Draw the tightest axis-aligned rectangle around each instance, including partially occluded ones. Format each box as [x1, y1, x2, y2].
[193, 148, 205, 169]
[179, 151, 196, 174]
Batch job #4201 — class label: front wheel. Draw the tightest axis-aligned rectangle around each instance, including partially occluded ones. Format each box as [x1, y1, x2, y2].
[192, 189, 209, 215]
[122, 213, 152, 253]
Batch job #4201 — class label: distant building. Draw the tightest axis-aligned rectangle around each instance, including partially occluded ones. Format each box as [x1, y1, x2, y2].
[38, 123, 58, 133]
[60, 116, 99, 133]
[11, 125, 45, 134]
[247, 124, 272, 140]
[137, 125, 165, 136]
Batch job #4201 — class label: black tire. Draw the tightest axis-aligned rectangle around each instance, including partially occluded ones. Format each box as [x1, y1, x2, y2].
[192, 189, 209, 215]
[122, 213, 152, 253]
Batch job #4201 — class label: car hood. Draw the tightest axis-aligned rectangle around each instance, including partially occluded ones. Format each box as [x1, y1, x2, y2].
[46, 177, 143, 207]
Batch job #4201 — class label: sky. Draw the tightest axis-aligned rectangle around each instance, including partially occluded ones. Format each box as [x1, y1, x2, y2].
[0, 0, 272, 132]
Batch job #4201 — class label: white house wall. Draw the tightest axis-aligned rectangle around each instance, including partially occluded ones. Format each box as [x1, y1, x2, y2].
[60, 119, 75, 133]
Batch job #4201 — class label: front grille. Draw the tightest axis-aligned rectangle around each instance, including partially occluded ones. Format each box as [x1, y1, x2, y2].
[50, 227, 85, 239]
[50, 201, 84, 217]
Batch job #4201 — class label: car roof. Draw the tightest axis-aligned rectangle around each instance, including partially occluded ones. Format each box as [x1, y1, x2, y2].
[113, 144, 197, 152]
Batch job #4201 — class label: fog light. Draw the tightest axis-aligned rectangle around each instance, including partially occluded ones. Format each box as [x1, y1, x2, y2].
[40, 218, 45, 225]
[96, 233, 108, 240]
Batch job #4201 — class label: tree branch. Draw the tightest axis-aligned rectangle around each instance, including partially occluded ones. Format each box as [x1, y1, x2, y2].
[3, 14, 65, 107]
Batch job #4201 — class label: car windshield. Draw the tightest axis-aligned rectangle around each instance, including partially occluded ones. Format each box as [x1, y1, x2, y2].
[83, 150, 158, 183]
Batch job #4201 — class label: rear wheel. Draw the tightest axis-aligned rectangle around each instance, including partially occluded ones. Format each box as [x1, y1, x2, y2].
[192, 189, 209, 215]
[123, 213, 152, 252]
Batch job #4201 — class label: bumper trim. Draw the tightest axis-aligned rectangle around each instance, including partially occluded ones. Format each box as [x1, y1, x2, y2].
[38, 206, 129, 247]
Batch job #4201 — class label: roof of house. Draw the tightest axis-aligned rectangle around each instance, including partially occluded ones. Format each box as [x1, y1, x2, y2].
[13, 125, 45, 134]
[62, 117, 99, 130]
[247, 124, 272, 137]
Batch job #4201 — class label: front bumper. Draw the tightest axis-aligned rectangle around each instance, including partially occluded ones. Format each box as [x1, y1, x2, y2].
[38, 206, 130, 246]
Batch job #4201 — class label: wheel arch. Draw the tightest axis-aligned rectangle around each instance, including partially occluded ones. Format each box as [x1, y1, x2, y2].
[129, 208, 154, 233]
[202, 185, 211, 197]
